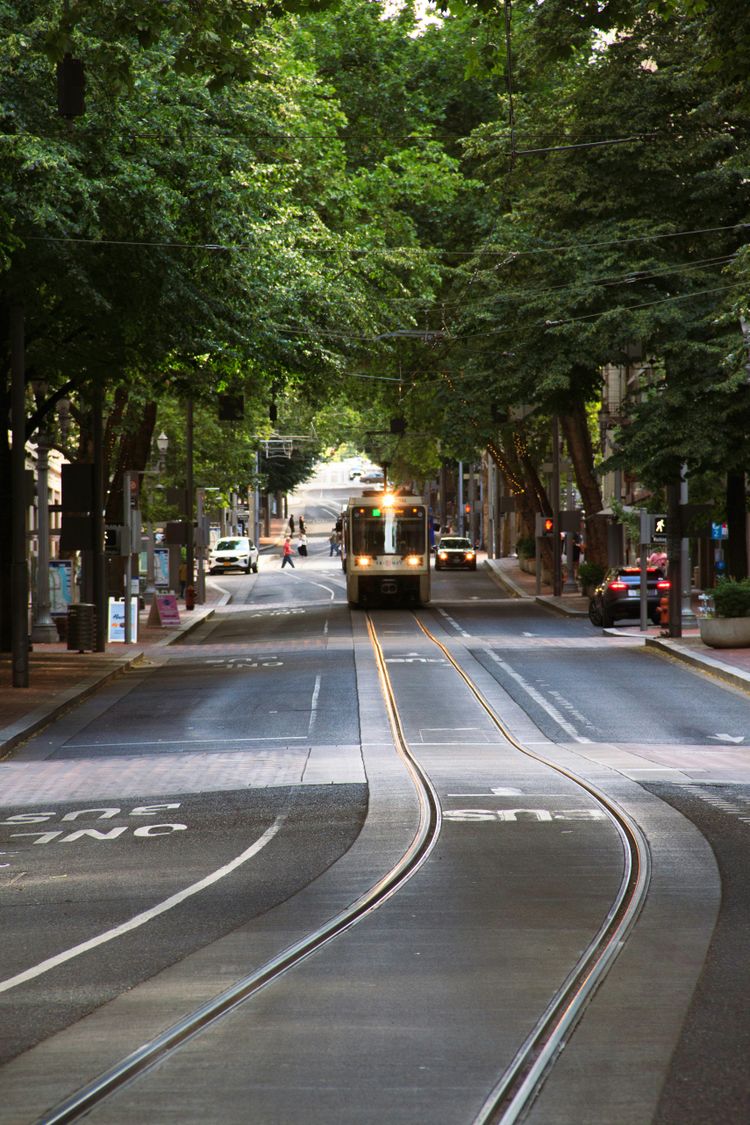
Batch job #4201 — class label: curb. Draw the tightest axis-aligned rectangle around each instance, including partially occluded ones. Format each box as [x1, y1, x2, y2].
[0, 658, 136, 758]
[0, 603, 221, 758]
[483, 560, 589, 616]
[645, 635, 750, 696]
[482, 559, 524, 598]
[535, 595, 589, 618]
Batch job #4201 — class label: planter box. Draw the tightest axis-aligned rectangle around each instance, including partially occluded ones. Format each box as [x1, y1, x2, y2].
[699, 617, 750, 648]
[518, 556, 536, 574]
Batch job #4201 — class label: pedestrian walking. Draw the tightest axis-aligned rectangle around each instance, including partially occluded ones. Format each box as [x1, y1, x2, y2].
[298, 515, 306, 534]
[329, 529, 338, 556]
[288, 514, 295, 534]
[281, 536, 295, 568]
[297, 532, 308, 557]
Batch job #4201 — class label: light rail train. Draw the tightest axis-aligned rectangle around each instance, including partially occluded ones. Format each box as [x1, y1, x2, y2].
[342, 493, 430, 607]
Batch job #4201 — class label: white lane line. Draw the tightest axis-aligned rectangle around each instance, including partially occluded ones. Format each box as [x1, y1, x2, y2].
[0, 817, 285, 995]
[287, 571, 337, 601]
[487, 652, 591, 743]
[437, 607, 471, 637]
[308, 673, 322, 736]
[61, 736, 308, 749]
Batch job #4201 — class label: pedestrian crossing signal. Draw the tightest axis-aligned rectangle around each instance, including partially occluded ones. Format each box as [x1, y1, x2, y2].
[543, 517, 554, 535]
[651, 515, 668, 542]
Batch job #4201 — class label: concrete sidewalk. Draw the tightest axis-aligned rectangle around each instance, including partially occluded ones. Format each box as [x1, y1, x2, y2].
[485, 555, 750, 696]
[0, 584, 229, 758]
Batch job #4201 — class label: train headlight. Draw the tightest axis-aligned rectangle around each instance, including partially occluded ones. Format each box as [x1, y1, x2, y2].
[405, 555, 422, 567]
[356, 555, 372, 567]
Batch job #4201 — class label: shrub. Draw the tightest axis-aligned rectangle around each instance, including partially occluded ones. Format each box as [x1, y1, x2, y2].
[712, 578, 750, 618]
[578, 561, 606, 588]
[516, 535, 535, 558]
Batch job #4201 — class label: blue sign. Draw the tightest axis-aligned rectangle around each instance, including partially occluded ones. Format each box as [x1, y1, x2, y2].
[711, 522, 728, 540]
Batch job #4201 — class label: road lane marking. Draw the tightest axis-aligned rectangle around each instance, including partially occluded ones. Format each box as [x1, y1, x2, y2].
[287, 571, 337, 600]
[308, 673, 322, 736]
[0, 816, 285, 995]
[437, 607, 471, 637]
[61, 736, 308, 749]
[487, 652, 591, 743]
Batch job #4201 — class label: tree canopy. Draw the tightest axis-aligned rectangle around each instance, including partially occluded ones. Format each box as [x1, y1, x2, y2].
[2, 0, 750, 618]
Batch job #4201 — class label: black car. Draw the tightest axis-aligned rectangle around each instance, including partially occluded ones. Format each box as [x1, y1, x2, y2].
[588, 566, 670, 627]
[435, 536, 477, 570]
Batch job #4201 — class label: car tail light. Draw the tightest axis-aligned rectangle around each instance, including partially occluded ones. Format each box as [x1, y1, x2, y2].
[608, 580, 627, 590]
[656, 580, 670, 590]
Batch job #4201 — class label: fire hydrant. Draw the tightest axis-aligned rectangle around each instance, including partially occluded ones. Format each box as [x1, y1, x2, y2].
[658, 595, 669, 631]
[185, 585, 196, 611]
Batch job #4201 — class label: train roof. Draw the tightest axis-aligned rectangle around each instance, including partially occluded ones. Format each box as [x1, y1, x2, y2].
[346, 494, 426, 507]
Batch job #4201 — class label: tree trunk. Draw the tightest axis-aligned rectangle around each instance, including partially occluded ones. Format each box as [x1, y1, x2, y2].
[725, 471, 747, 580]
[560, 402, 607, 568]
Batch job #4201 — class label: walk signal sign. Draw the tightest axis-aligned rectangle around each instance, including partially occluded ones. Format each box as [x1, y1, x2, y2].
[651, 515, 668, 542]
[535, 514, 555, 537]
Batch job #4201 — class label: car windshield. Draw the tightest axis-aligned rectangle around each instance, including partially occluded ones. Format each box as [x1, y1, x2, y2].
[440, 538, 472, 549]
[215, 539, 245, 551]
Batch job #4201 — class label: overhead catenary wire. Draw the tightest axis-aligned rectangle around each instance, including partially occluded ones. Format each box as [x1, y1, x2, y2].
[24, 222, 750, 258]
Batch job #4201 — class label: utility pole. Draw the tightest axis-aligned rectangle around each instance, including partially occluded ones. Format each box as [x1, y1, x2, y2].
[552, 416, 562, 597]
[93, 384, 106, 651]
[186, 400, 194, 591]
[11, 305, 29, 685]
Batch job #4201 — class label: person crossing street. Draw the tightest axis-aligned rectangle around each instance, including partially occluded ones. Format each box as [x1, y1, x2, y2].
[281, 536, 295, 568]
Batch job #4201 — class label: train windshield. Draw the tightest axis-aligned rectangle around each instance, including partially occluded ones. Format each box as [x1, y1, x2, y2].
[350, 505, 425, 555]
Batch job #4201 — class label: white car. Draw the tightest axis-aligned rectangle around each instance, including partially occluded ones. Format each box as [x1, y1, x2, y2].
[208, 536, 259, 574]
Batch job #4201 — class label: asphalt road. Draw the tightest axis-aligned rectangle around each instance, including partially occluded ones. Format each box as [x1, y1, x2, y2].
[2, 534, 749, 1122]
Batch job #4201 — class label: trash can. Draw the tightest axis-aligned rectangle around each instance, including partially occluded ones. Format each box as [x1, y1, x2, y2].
[67, 603, 96, 652]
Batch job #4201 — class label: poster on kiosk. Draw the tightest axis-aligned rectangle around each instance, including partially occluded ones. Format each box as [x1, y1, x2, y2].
[108, 597, 139, 643]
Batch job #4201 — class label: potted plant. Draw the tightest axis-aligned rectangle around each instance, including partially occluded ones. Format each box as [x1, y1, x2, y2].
[515, 535, 536, 575]
[699, 578, 750, 648]
[578, 560, 606, 597]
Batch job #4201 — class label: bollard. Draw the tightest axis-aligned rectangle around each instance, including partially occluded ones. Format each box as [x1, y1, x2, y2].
[658, 595, 669, 633]
[185, 585, 196, 611]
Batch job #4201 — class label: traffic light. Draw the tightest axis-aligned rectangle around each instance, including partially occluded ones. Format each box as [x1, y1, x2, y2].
[543, 516, 554, 536]
[104, 525, 124, 555]
[464, 503, 471, 514]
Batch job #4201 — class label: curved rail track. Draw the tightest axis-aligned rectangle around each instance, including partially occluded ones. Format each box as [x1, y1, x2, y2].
[412, 615, 651, 1123]
[36, 610, 651, 1125]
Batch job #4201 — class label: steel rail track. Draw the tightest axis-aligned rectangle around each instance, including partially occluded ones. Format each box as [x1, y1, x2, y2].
[412, 614, 652, 1125]
[36, 615, 441, 1125]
